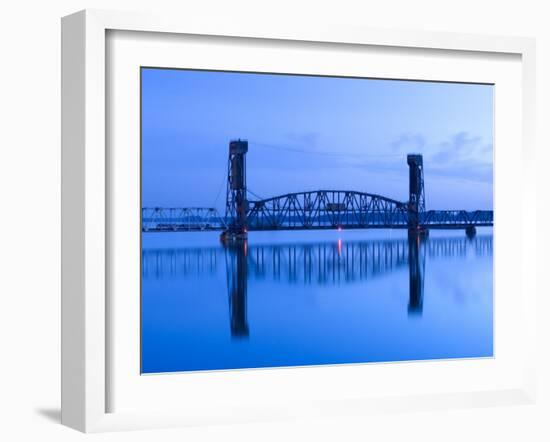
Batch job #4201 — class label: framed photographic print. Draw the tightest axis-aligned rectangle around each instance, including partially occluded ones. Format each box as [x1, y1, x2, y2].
[140, 68, 494, 374]
[61, 9, 538, 432]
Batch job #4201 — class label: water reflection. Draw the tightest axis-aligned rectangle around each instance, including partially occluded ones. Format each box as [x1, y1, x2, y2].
[142, 234, 492, 338]
[143, 236, 491, 280]
[225, 242, 249, 338]
[408, 234, 425, 316]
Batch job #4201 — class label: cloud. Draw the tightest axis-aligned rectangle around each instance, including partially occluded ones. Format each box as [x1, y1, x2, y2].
[390, 133, 426, 153]
[345, 131, 493, 185]
[432, 131, 482, 163]
[427, 132, 492, 184]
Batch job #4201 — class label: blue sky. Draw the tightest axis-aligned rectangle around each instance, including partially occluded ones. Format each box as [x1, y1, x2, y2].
[141, 68, 493, 211]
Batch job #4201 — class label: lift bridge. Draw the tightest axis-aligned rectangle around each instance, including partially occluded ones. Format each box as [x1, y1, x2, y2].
[142, 140, 493, 239]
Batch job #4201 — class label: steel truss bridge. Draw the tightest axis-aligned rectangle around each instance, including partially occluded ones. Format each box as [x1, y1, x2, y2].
[142, 141, 493, 235]
[142, 193, 493, 232]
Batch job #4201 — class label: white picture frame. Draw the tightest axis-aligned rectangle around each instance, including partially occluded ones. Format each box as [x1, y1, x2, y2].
[61, 9, 538, 433]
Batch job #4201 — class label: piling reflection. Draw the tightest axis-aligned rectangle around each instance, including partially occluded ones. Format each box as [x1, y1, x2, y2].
[142, 235, 492, 338]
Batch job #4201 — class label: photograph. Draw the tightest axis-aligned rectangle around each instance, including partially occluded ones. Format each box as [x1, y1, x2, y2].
[140, 67, 494, 374]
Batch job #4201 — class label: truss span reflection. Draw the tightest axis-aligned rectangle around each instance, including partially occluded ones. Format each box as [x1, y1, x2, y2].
[142, 235, 492, 284]
[142, 235, 492, 338]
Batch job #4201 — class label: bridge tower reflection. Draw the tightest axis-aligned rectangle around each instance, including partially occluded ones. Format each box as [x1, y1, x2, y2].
[407, 232, 426, 316]
[224, 241, 249, 338]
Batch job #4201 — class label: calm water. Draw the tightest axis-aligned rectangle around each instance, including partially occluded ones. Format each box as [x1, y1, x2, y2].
[141, 228, 493, 373]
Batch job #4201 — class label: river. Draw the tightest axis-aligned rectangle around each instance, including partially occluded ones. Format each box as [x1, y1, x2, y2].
[141, 228, 493, 373]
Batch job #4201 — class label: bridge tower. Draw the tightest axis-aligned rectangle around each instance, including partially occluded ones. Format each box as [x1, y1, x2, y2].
[407, 154, 427, 235]
[221, 140, 249, 243]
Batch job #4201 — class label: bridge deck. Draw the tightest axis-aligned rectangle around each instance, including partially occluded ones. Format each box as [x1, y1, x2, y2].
[142, 225, 493, 232]
[142, 213, 493, 232]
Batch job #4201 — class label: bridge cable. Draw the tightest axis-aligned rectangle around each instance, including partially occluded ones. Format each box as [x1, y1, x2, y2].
[247, 188, 266, 201]
[249, 140, 403, 159]
[211, 168, 227, 212]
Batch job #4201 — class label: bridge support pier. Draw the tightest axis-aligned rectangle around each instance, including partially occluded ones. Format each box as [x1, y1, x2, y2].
[466, 225, 477, 238]
[220, 229, 248, 243]
[408, 226, 429, 238]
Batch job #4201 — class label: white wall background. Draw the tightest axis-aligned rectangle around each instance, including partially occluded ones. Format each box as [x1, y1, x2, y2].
[0, 1, 548, 440]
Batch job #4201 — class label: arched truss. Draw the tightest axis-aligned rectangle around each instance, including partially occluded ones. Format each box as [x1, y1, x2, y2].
[246, 190, 408, 230]
[141, 207, 226, 231]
